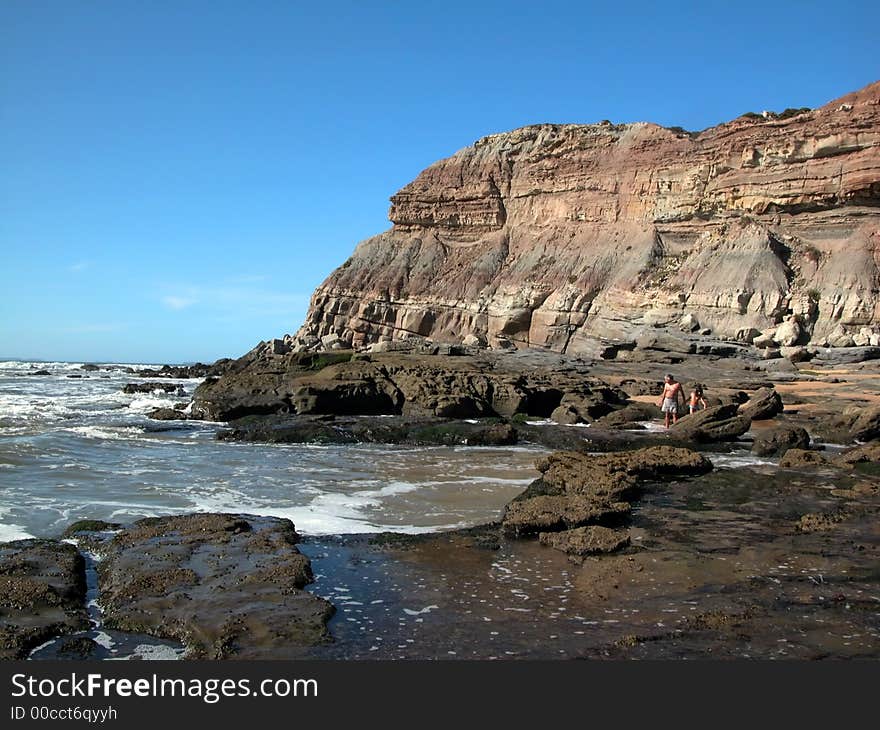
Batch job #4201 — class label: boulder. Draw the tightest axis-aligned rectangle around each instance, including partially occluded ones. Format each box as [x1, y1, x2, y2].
[811, 347, 880, 366]
[461, 333, 486, 348]
[550, 405, 583, 424]
[848, 404, 880, 442]
[779, 449, 832, 468]
[774, 318, 801, 347]
[824, 404, 880, 443]
[755, 357, 798, 374]
[679, 314, 700, 332]
[320, 333, 345, 350]
[738, 388, 783, 420]
[750, 425, 811, 457]
[534, 446, 713, 495]
[736, 327, 762, 344]
[780, 346, 812, 363]
[147, 407, 188, 421]
[836, 442, 880, 466]
[827, 325, 855, 348]
[502, 446, 712, 537]
[593, 402, 662, 429]
[268, 338, 290, 355]
[752, 334, 777, 349]
[670, 404, 752, 442]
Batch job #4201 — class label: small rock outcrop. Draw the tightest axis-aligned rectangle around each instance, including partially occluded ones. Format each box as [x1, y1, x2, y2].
[738, 387, 784, 420]
[0, 540, 88, 659]
[97, 513, 334, 659]
[750, 424, 811, 457]
[670, 404, 752, 442]
[502, 446, 712, 538]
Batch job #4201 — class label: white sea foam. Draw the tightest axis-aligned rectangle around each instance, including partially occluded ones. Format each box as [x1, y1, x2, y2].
[403, 605, 439, 616]
[631, 420, 668, 433]
[127, 395, 179, 412]
[0, 524, 34, 541]
[65, 425, 145, 441]
[94, 632, 115, 650]
[127, 644, 184, 660]
[711, 453, 777, 469]
[0, 360, 85, 372]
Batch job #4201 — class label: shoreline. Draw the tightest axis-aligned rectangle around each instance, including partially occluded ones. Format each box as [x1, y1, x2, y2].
[2, 350, 879, 660]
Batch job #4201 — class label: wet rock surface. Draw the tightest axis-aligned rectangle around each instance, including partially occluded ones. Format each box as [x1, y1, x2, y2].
[539, 526, 631, 557]
[779, 449, 832, 468]
[191, 348, 632, 422]
[502, 446, 713, 537]
[0, 540, 88, 659]
[750, 424, 811, 457]
[292, 458, 880, 659]
[147, 407, 189, 421]
[218, 414, 519, 447]
[96, 513, 334, 659]
[123, 382, 181, 394]
[7, 351, 880, 660]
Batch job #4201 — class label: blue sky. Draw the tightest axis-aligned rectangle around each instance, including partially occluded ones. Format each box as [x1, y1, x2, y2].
[1, 0, 878, 363]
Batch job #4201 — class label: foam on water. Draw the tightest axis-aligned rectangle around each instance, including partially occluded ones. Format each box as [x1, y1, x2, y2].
[0, 361, 550, 539]
[711, 453, 777, 469]
[65, 425, 146, 441]
[127, 395, 180, 412]
[0, 523, 34, 541]
[0, 506, 34, 541]
[631, 420, 668, 433]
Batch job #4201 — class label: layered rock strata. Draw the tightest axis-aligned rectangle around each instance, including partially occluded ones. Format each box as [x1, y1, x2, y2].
[294, 82, 880, 354]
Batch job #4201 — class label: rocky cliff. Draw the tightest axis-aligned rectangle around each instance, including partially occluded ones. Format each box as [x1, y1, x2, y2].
[293, 81, 880, 355]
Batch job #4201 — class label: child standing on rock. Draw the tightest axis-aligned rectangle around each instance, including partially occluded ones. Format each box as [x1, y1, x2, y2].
[657, 373, 685, 428]
[688, 385, 708, 415]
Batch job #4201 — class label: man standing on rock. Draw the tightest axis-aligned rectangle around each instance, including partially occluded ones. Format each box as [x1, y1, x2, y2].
[658, 373, 685, 429]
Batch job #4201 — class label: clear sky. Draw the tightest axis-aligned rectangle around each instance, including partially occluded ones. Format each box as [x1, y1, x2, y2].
[1, 0, 878, 363]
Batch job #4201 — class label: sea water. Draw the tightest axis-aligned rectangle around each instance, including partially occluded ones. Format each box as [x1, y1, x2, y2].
[0, 360, 544, 541]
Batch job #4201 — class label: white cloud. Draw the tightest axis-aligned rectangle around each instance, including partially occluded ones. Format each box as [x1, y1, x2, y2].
[69, 262, 89, 273]
[162, 295, 198, 310]
[158, 281, 308, 318]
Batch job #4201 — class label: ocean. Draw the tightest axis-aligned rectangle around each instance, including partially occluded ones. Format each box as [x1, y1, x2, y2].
[0, 360, 545, 542]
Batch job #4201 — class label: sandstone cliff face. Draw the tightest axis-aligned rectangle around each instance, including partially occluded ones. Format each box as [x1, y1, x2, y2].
[295, 82, 880, 354]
